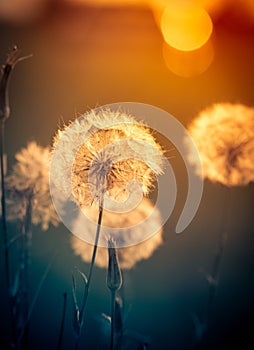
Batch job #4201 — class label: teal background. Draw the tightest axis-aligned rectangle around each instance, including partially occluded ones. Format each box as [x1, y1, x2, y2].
[1, 1, 254, 349]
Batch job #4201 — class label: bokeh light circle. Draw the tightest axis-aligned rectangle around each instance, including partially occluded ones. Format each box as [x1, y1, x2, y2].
[163, 39, 214, 77]
[160, 5, 213, 51]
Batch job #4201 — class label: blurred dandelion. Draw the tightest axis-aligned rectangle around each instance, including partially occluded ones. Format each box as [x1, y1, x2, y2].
[5, 141, 59, 348]
[187, 103, 254, 340]
[0, 46, 32, 349]
[71, 197, 163, 270]
[7, 141, 60, 229]
[187, 103, 254, 186]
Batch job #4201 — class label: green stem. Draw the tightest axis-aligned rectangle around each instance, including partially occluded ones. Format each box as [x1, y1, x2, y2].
[0, 120, 10, 290]
[56, 292, 67, 350]
[0, 120, 17, 348]
[7, 233, 23, 248]
[21, 197, 32, 350]
[17, 252, 57, 345]
[207, 186, 231, 320]
[110, 291, 116, 350]
[80, 201, 104, 313]
[74, 196, 104, 350]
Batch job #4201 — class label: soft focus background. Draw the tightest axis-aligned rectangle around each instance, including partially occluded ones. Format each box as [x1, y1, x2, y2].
[1, 0, 254, 349]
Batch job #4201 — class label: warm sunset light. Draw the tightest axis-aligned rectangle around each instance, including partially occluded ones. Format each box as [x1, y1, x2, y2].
[160, 4, 213, 51]
[163, 39, 214, 77]
[201, 0, 228, 15]
[1, 1, 254, 349]
[64, 0, 149, 6]
[0, 0, 47, 23]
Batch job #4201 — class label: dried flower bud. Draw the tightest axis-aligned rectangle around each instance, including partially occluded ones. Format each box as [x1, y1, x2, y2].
[107, 238, 122, 292]
[0, 59, 12, 121]
[0, 45, 32, 122]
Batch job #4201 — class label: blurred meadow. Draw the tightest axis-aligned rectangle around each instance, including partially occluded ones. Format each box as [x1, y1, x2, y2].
[1, 1, 254, 349]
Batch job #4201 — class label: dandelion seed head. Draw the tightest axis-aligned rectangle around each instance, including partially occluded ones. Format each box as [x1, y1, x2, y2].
[187, 103, 254, 186]
[71, 198, 163, 269]
[6, 141, 60, 230]
[52, 108, 164, 209]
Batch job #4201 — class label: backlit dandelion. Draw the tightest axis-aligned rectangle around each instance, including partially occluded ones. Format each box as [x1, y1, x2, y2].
[52, 107, 164, 347]
[71, 198, 163, 270]
[187, 103, 254, 186]
[7, 141, 59, 230]
[51, 108, 164, 209]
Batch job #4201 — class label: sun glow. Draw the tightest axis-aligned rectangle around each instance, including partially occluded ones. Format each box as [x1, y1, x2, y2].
[64, 0, 149, 6]
[160, 4, 213, 51]
[163, 39, 214, 77]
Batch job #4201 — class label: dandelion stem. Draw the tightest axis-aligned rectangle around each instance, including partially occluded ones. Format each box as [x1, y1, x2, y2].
[74, 196, 104, 350]
[107, 239, 122, 350]
[0, 120, 10, 290]
[17, 251, 57, 345]
[7, 233, 23, 248]
[207, 186, 231, 320]
[56, 292, 67, 350]
[110, 291, 116, 350]
[0, 120, 17, 348]
[81, 198, 104, 312]
[20, 197, 32, 350]
[86, 199, 104, 290]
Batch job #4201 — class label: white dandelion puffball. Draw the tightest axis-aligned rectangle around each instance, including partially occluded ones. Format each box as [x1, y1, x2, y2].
[51, 108, 164, 209]
[187, 103, 254, 186]
[6, 142, 60, 230]
[71, 198, 163, 269]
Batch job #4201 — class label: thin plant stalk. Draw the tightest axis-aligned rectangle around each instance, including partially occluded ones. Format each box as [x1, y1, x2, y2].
[1, 120, 18, 349]
[20, 196, 32, 350]
[56, 292, 68, 350]
[192, 188, 231, 348]
[0, 46, 32, 349]
[0, 46, 31, 288]
[84, 196, 104, 293]
[110, 291, 116, 350]
[0, 120, 9, 290]
[7, 233, 23, 248]
[17, 251, 57, 345]
[107, 239, 122, 350]
[114, 297, 124, 350]
[74, 195, 104, 350]
[13, 195, 32, 350]
[0, 120, 18, 350]
[206, 186, 232, 320]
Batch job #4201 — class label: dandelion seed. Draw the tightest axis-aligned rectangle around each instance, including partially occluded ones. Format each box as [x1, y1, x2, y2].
[51, 108, 164, 209]
[6, 141, 59, 230]
[71, 198, 163, 269]
[187, 103, 254, 186]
